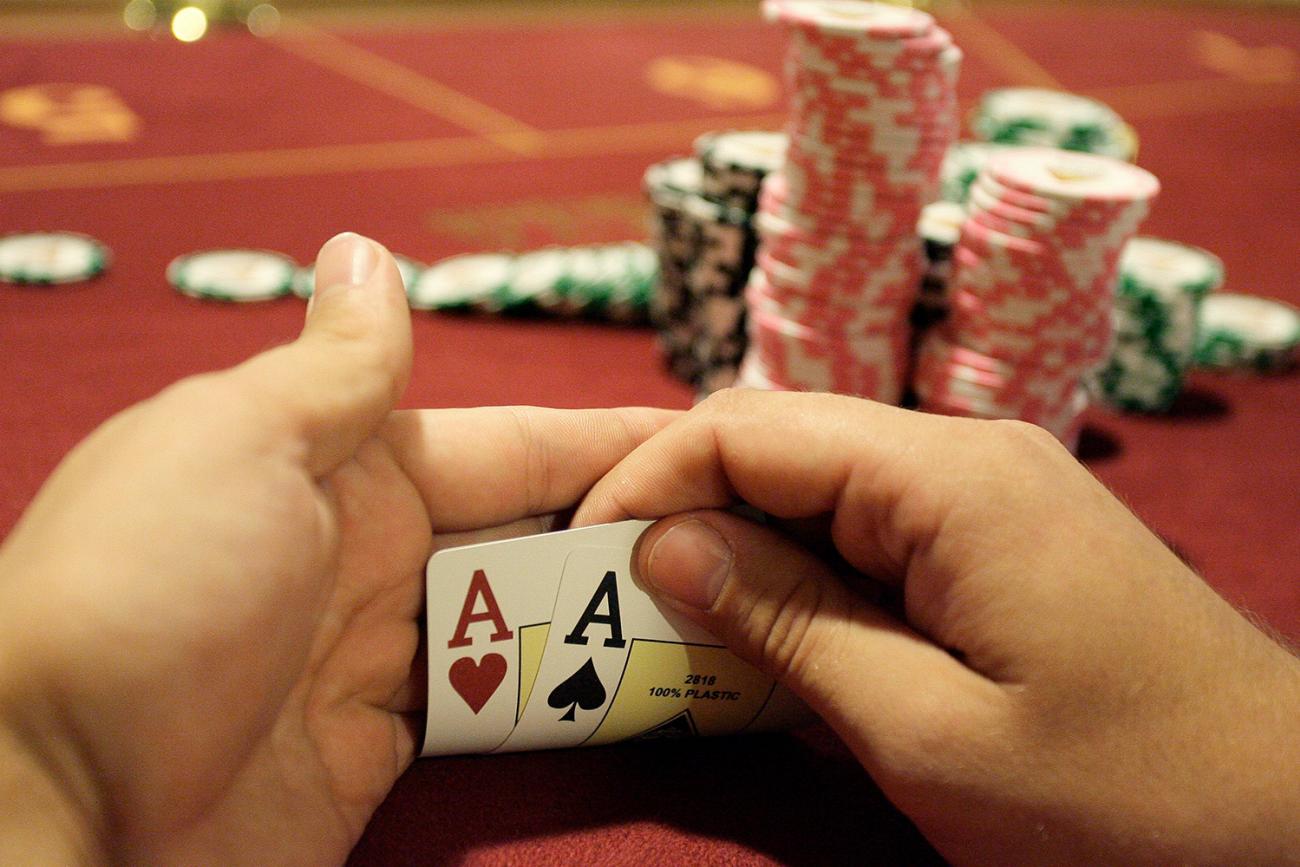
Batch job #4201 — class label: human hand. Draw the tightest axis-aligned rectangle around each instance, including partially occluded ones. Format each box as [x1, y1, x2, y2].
[576, 390, 1300, 866]
[0, 233, 675, 865]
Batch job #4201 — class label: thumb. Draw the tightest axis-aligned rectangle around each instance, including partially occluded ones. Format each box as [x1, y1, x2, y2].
[635, 511, 996, 757]
[234, 232, 413, 476]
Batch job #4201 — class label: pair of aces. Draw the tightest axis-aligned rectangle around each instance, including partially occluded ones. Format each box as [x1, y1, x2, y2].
[422, 520, 810, 757]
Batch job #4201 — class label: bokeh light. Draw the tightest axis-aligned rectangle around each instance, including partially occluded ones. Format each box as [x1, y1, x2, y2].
[171, 6, 210, 43]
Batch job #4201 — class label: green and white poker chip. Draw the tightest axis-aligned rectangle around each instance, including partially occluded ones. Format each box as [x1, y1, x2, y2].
[292, 254, 424, 300]
[1195, 293, 1300, 373]
[168, 249, 297, 302]
[0, 232, 111, 285]
[407, 243, 657, 322]
[970, 87, 1138, 161]
[407, 253, 515, 312]
[1120, 237, 1223, 299]
[1094, 237, 1225, 412]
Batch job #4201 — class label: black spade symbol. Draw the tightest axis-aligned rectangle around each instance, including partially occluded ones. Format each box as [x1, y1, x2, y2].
[547, 657, 606, 722]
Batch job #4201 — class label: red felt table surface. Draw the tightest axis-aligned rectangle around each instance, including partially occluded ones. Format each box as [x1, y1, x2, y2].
[0, 3, 1296, 864]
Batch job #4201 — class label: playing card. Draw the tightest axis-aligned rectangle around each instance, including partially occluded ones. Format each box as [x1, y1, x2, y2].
[422, 521, 652, 757]
[494, 546, 805, 753]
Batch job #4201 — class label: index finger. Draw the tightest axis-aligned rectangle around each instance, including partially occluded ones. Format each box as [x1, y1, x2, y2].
[573, 389, 1036, 581]
[381, 406, 680, 532]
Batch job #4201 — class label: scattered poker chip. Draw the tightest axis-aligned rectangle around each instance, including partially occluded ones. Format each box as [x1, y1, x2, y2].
[408, 244, 658, 322]
[1195, 293, 1300, 373]
[407, 253, 514, 312]
[1093, 237, 1224, 412]
[167, 249, 296, 302]
[292, 254, 425, 300]
[0, 231, 111, 285]
[970, 87, 1139, 161]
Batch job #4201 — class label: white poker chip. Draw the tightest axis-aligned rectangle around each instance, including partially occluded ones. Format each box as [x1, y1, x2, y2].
[917, 200, 967, 247]
[699, 130, 789, 174]
[292, 254, 424, 300]
[1119, 237, 1223, 298]
[644, 156, 704, 209]
[0, 231, 111, 285]
[168, 249, 297, 302]
[408, 253, 514, 311]
[763, 0, 935, 38]
[985, 147, 1159, 203]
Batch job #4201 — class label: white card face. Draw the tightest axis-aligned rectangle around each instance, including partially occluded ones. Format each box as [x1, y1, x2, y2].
[422, 521, 652, 757]
[494, 546, 790, 753]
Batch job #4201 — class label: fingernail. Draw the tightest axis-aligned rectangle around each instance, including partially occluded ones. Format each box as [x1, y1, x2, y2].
[313, 232, 378, 305]
[644, 520, 733, 611]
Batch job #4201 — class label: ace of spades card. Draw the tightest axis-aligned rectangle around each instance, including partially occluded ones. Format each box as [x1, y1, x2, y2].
[494, 546, 804, 754]
[422, 521, 652, 757]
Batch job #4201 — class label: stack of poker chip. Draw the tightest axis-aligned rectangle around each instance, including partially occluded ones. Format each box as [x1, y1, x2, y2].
[737, 0, 961, 402]
[644, 132, 785, 394]
[645, 157, 711, 382]
[692, 131, 787, 396]
[970, 87, 1138, 162]
[914, 147, 1159, 447]
[1092, 237, 1223, 412]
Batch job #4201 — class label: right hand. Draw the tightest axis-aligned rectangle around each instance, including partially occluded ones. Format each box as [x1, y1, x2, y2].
[575, 389, 1300, 866]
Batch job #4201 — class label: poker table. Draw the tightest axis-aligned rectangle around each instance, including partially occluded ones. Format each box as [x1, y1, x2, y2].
[1, 2, 1297, 863]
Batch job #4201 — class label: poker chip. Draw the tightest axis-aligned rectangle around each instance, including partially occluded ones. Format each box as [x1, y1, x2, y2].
[742, 0, 959, 403]
[1195, 293, 1300, 372]
[0, 231, 110, 285]
[970, 87, 1139, 161]
[167, 249, 296, 302]
[1093, 237, 1224, 412]
[915, 146, 1160, 445]
[937, 141, 1016, 204]
[542, 242, 658, 321]
[696, 130, 789, 212]
[408, 253, 515, 312]
[408, 244, 657, 322]
[292, 254, 425, 300]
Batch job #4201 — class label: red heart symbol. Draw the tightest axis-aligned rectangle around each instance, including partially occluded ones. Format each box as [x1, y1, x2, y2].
[449, 653, 507, 715]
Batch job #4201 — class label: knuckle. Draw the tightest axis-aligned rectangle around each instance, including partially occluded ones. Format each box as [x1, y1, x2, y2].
[733, 572, 842, 687]
[694, 385, 746, 417]
[506, 407, 552, 515]
[985, 417, 1066, 458]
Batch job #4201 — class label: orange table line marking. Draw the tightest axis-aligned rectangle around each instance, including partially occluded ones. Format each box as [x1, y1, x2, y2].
[936, 3, 1063, 90]
[271, 19, 546, 155]
[0, 112, 786, 194]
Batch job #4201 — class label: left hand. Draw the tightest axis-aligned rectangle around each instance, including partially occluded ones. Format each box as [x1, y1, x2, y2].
[0, 232, 675, 865]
